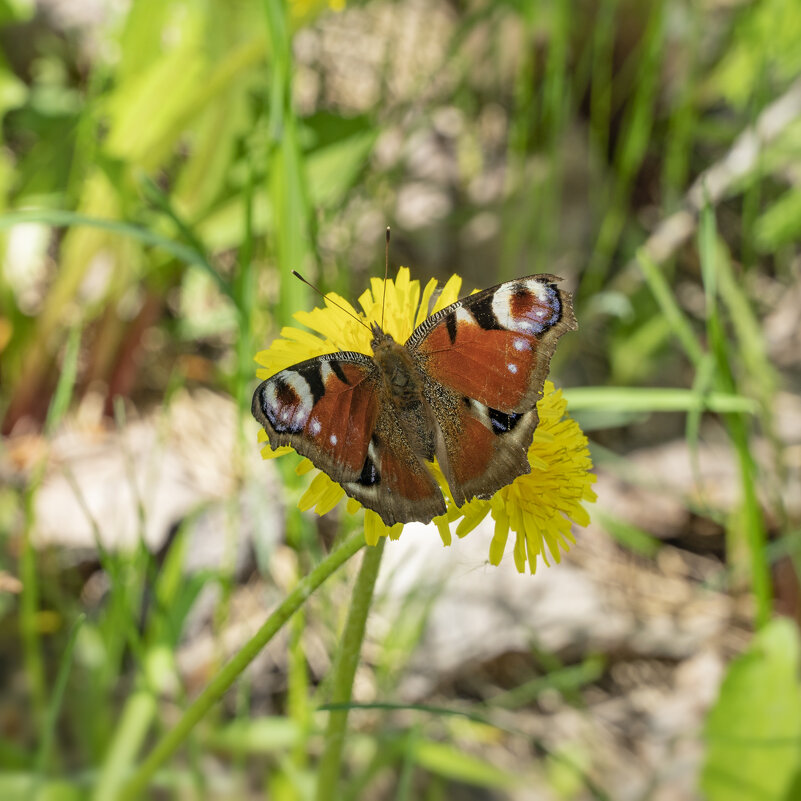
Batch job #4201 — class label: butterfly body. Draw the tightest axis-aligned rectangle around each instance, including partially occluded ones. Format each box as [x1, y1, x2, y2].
[252, 274, 576, 526]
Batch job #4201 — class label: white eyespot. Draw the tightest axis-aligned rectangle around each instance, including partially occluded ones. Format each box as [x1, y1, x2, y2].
[507, 363, 518, 374]
[513, 338, 528, 351]
[309, 417, 321, 435]
[367, 440, 379, 463]
[280, 409, 291, 421]
[455, 306, 475, 326]
[525, 279, 549, 301]
[330, 434, 338, 446]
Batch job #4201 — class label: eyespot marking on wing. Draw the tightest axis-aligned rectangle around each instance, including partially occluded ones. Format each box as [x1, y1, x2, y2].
[260, 372, 314, 434]
[491, 281, 562, 335]
[357, 441, 381, 487]
[468, 292, 503, 331]
[488, 407, 523, 434]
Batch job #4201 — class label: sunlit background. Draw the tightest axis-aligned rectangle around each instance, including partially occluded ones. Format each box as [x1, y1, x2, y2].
[1, 0, 801, 799]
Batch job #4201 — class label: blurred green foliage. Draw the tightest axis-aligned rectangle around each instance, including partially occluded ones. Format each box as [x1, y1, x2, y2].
[702, 619, 801, 801]
[0, 0, 800, 798]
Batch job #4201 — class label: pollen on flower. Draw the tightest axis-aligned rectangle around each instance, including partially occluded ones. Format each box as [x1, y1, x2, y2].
[254, 269, 595, 571]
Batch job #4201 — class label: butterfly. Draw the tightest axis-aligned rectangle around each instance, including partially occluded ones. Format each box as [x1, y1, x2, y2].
[252, 274, 577, 526]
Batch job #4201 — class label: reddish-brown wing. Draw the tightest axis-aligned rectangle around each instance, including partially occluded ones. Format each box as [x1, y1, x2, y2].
[407, 275, 576, 415]
[342, 404, 446, 526]
[406, 275, 576, 505]
[252, 352, 380, 483]
[252, 352, 445, 525]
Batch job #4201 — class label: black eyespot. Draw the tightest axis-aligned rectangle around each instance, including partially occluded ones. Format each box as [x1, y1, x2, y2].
[357, 454, 380, 486]
[296, 362, 325, 405]
[488, 407, 523, 434]
[470, 294, 503, 330]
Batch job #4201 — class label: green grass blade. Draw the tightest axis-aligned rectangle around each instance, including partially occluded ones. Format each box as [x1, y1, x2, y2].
[636, 249, 705, 367]
[563, 386, 758, 415]
[119, 530, 366, 801]
[0, 209, 230, 299]
[698, 202, 771, 627]
[136, 173, 234, 301]
[35, 614, 86, 778]
[44, 325, 81, 436]
[19, 322, 84, 730]
[686, 353, 717, 509]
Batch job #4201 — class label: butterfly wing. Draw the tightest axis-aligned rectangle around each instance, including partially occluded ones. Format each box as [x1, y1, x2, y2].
[341, 402, 445, 526]
[407, 274, 576, 505]
[252, 352, 380, 482]
[252, 352, 445, 525]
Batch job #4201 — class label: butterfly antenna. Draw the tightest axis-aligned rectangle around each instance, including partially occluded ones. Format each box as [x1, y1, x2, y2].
[381, 226, 390, 330]
[291, 270, 371, 333]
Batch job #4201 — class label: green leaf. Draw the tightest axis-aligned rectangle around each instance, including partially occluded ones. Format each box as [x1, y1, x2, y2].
[755, 188, 801, 251]
[204, 717, 300, 755]
[0, 775, 82, 801]
[563, 387, 758, 415]
[413, 740, 514, 789]
[306, 129, 377, 210]
[701, 618, 801, 801]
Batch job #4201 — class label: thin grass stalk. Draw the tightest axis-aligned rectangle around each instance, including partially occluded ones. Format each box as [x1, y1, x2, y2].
[34, 614, 85, 781]
[581, 0, 664, 301]
[589, 0, 618, 196]
[635, 251, 705, 368]
[19, 326, 82, 727]
[118, 529, 367, 800]
[0, 210, 231, 301]
[698, 202, 771, 626]
[316, 537, 386, 801]
[263, 0, 310, 327]
[563, 386, 757, 415]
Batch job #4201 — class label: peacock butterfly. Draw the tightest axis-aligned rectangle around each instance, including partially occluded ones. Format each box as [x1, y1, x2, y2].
[252, 273, 577, 526]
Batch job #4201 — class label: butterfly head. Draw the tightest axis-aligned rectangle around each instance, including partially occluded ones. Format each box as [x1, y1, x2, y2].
[369, 322, 395, 353]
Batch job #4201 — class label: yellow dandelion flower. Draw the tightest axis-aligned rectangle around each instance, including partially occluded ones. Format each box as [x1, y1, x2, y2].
[448, 381, 597, 573]
[254, 269, 595, 570]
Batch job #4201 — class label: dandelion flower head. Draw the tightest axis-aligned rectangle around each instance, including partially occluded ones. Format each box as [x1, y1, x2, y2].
[254, 268, 596, 573]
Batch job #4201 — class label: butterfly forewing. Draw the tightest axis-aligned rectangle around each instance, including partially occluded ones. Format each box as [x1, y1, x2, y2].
[406, 275, 576, 506]
[252, 352, 379, 482]
[407, 275, 576, 414]
[252, 351, 446, 525]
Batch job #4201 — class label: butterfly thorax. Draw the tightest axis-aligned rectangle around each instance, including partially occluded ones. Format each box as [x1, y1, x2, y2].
[370, 324, 437, 461]
[370, 325, 423, 410]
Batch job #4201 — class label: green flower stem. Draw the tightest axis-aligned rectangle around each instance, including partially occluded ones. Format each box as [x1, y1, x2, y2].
[118, 529, 366, 801]
[316, 537, 386, 801]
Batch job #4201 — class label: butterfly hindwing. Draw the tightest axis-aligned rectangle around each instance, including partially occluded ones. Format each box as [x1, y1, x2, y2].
[342, 406, 446, 526]
[431, 394, 541, 506]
